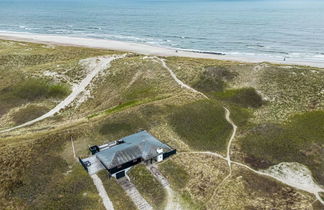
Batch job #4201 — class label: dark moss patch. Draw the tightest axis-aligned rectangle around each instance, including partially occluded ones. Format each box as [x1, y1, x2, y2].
[98, 171, 136, 210]
[214, 88, 263, 108]
[159, 160, 189, 189]
[12, 105, 49, 125]
[168, 100, 232, 152]
[129, 164, 166, 209]
[241, 111, 324, 184]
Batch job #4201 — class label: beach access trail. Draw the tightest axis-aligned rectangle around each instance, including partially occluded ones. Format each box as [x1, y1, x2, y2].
[0, 54, 127, 133]
[154, 57, 324, 205]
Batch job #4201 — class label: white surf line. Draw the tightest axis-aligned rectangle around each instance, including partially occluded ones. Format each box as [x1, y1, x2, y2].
[0, 54, 127, 133]
[156, 59, 324, 204]
[91, 174, 115, 210]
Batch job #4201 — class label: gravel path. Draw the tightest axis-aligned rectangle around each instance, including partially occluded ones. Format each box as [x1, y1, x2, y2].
[91, 174, 115, 210]
[117, 177, 153, 210]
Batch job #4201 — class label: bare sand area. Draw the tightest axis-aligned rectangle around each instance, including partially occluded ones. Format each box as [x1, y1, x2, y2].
[1, 32, 324, 68]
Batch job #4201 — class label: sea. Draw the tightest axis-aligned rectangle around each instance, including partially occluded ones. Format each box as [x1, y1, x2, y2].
[0, 0, 324, 63]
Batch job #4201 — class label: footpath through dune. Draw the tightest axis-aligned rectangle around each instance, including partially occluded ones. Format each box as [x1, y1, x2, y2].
[155, 57, 324, 205]
[0, 54, 127, 133]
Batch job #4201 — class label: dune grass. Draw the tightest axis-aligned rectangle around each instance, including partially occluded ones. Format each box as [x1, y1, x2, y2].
[159, 160, 189, 190]
[0, 130, 104, 210]
[241, 111, 324, 184]
[98, 171, 136, 210]
[12, 105, 49, 125]
[168, 99, 232, 152]
[213, 88, 263, 108]
[0, 78, 70, 117]
[128, 164, 166, 210]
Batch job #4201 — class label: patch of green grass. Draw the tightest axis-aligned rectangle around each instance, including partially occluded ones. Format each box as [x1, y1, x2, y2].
[180, 191, 206, 210]
[13, 78, 70, 100]
[129, 164, 166, 210]
[168, 100, 232, 152]
[98, 171, 136, 210]
[98, 112, 148, 139]
[214, 88, 263, 108]
[0, 78, 70, 117]
[28, 166, 105, 210]
[192, 66, 237, 93]
[227, 105, 251, 127]
[241, 111, 324, 184]
[88, 95, 169, 119]
[159, 160, 189, 189]
[0, 130, 104, 209]
[12, 105, 49, 125]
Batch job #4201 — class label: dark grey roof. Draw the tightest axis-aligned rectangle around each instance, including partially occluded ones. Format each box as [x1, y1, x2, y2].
[96, 131, 172, 169]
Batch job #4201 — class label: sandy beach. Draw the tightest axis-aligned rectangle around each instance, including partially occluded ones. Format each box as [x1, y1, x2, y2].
[1, 31, 324, 68]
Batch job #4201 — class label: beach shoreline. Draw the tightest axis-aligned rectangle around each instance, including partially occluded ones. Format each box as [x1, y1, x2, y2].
[0, 31, 323, 68]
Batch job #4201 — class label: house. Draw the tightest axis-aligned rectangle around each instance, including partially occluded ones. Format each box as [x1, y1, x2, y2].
[79, 130, 176, 179]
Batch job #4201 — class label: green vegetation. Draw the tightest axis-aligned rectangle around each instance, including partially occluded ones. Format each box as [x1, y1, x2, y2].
[14, 78, 70, 100]
[129, 164, 166, 209]
[241, 111, 324, 184]
[227, 105, 251, 127]
[159, 160, 189, 189]
[27, 166, 104, 210]
[12, 105, 49, 125]
[0, 39, 116, 119]
[0, 130, 104, 210]
[98, 171, 136, 210]
[214, 88, 263, 108]
[193, 65, 237, 93]
[168, 100, 232, 152]
[0, 78, 70, 117]
[98, 112, 148, 139]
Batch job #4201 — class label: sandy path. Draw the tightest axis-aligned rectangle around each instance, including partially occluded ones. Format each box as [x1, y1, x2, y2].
[147, 165, 182, 210]
[91, 174, 115, 210]
[0, 54, 126, 133]
[117, 176, 153, 210]
[157, 58, 324, 205]
[70, 136, 114, 209]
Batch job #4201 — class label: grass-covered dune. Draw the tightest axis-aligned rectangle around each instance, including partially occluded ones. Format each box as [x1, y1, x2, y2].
[241, 111, 324, 184]
[0, 39, 323, 209]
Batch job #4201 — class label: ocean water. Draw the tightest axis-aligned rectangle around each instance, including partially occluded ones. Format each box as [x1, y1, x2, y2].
[0, 0, 324, 63]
